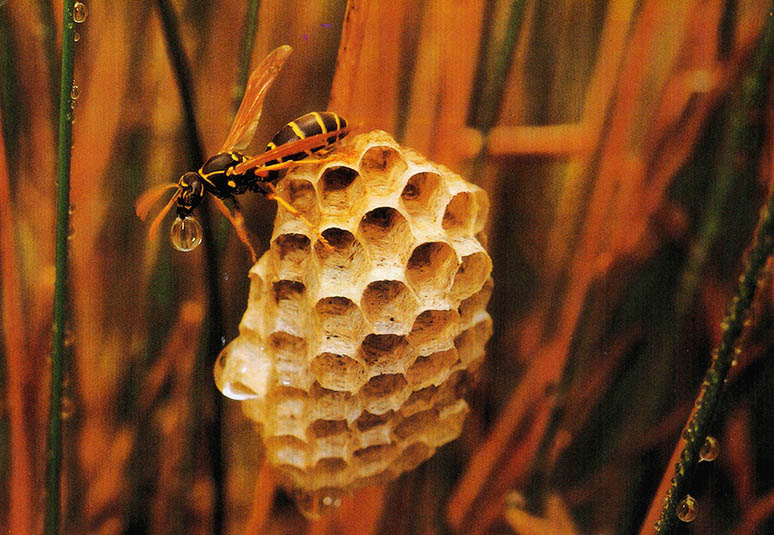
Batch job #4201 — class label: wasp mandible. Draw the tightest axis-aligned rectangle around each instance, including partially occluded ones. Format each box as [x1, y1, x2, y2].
[136, 45, 349, 261]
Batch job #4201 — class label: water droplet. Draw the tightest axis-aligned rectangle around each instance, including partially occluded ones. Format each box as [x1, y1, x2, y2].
[170, 216, 203, 252]
[70, 84, 80, 100]
[676, 494, 697, 522]
[61, 397, 76, 419]
[293, 488, 344, 519]
[70, 99, 78, 110]
[63, 327, 75, 347]
[68, 203, 75, 215]
[699, 436, 719, 462]
[68, 222, 76, 239]
[681, 428, 691, 441]
[73, 2, 88, 23]
[214, 341, 260, 400]
[73, 31, 80, 42]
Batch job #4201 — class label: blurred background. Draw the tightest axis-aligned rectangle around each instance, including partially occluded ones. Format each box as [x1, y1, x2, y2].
[2, 0, 774, 533]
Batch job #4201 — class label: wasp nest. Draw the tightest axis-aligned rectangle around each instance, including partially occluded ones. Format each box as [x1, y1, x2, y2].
[215, 130, 492, 517]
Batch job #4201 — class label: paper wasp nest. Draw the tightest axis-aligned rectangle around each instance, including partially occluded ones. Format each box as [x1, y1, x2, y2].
[215, 130, 492, 517]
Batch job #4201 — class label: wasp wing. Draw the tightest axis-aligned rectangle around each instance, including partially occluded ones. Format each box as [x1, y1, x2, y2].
[220, 45, 293, 153]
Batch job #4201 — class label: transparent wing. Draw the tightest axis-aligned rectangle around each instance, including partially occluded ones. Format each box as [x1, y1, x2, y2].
[220, 45, 293, 153]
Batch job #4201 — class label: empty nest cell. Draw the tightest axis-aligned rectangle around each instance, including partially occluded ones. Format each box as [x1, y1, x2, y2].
[406, 241, 459, 303]
[442, 191, 476, 236]
[310, 353, 366, 392]
[358, 207, 414, 266]
[405, 347, 458, 389]
[313, 296, 366, 352]
[314, 228, 368, 292]
[267, 332, 311, 388]
[319, 166, 365, 215]
[358, 333, 413, 374]
[272, 233, 312, 279]
[407, 309, 460, 355]
[358, 145, 408, 196]
[400, 171, 446, 221]
[361, 280, 420, 334]
[276, 178, 320, 225]
[358, 373, 410, 415]
[450, 250, 492, 303]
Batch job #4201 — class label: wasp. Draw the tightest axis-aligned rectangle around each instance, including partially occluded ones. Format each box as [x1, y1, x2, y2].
[136, 45, 349, 261]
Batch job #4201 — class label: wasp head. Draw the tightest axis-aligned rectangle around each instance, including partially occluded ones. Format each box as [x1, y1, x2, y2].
[176, 172, 205, 217]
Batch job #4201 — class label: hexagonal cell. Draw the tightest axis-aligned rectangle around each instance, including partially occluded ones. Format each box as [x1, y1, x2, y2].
[406, 242, 459, 305]
[450, 250, 493, 303]
[357, 207, 414, 267]
[265, 386, 309, 438]
[267, 331, 311, 388]
[354, 410, 393, 431]
[311, 456, 349, 477]
[270, 280, 307, 334]
[263, 435, 307, 469]
[399, 385, 439, 418]
[405, 347, 458, 389]
[353, 442, 398, 464]
[307, 419, 351, 460]
[271, 233, 312, 281]
[359, 373, 410, 415]
[392, 408, 436, 440]
[313, 296, 367, 355]
[391, 442, 432, 473]
[458, 277, 494, 327]
[432, 400, 470, 446]
[310, 353, 366, 392]
[361, 280, 420, 335]
[442, 192, 476, 236]
[282, 178, 320, 223]
[319, 166, 365, 215]
[309, 381, 357, 422]
[358, 145, 408, 196]
[358, 334, 413, 375]
[400, 171, 446, 222]
[314, 228, 368, 294]
[454, 317, 493, 365]
[407, 309, 460, 355]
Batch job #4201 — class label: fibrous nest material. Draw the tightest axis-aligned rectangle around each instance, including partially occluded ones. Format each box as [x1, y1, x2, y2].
[215, 130, 493, 517]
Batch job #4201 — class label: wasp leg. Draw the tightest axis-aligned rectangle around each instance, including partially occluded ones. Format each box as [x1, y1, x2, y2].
[210, 196, 259, 262]
[264, 182, 332, 250]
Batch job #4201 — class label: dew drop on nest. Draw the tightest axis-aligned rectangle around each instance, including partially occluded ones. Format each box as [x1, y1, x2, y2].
[676, 494, 697, 523]
[73, 2, 88, 23]
[699, 436, 719, 462]
[293, 488, 343, 519]
[170, 216, 203, 252]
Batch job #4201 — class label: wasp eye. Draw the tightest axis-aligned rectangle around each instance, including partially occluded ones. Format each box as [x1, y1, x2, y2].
[170, 215, 203, 252]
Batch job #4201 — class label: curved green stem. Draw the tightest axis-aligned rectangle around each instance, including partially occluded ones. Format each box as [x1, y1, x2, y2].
[45, 1, 77, 534]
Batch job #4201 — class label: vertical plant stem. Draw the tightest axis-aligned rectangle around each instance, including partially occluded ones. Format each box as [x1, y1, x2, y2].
[154, 1, 225, 533]
[648, 174, 774, 535]
[234, 0, 260, 110]
[45, 0, 77, 533]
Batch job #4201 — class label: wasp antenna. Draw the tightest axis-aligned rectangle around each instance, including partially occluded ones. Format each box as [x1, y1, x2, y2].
[135, 183, 179, 220]
[147, 190, 181, 241]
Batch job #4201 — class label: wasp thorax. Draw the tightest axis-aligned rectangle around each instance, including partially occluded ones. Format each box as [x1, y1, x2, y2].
[170, 215, 203, 252]
[216, 130, 492, 511]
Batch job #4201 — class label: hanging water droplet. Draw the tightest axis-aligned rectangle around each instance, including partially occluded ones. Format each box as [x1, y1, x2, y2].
[73, 2, 88, 23]
[699, 436, 719, 462]
[68, 203, 75, 215]
[63, 327, 75, 347]
[293, 488, 344, 519]
[61, 397, 76, 419]
[170, 216, 203, 252]
[73, 31, 80, 42]
[68, 222, 76, 239]
[70, 84, 80, 100]
[676, 494, 697, 522]
[70, 99, 77, 110]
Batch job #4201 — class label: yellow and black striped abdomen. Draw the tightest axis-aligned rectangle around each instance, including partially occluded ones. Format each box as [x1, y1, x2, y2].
[266, 111, 348, 160]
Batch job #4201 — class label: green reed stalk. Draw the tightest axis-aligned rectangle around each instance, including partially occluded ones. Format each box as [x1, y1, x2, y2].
[45, 1, 77, 534]
[234, 0, 260, 110]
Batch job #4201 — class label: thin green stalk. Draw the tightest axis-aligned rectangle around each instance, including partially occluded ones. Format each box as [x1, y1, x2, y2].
[471, 0, 527, 179]
[36, 0, 60, 118]
[45, 0, 77, 533]
[653, 168, 774, 534]
[154, 1, 225, 533]
[233, 0, 260, 111]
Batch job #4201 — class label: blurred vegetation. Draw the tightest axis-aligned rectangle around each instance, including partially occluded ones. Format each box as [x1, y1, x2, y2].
[1, 1, 774, 534]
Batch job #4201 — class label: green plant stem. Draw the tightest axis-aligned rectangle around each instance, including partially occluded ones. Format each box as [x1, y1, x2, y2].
[653, 173, 774, 534]
[45, 1, 76, 534]
[36, 0, 59, 118]
[471, 0, 526, 179]
[234, 0, 260, 110]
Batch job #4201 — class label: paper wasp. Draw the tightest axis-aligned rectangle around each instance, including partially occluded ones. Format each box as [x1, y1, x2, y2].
[136, 45, 349, 261]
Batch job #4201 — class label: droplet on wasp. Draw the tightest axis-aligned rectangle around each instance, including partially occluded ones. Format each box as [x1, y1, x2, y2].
[170, 216, 203, 252]
[73, 1, 88, 23]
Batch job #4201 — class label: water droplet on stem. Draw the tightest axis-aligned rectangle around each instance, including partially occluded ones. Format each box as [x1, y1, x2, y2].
[699, 436, 719, 462]
[73, 1, 88, 23]
[676, 495, 697, 522]
[71, 84, 80, 100]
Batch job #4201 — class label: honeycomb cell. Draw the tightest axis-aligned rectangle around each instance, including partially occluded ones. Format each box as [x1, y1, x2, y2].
[359, 145, 408, 196]
[408, 309, 459, 355]
[268, 332, 312, 388]
[472, 188, 490, 234]
[315, 228, 368, 296]
[450, 250, 492, 303]
[359, 373, 410, 414]
[310, 381, 356, 422]
[284, 178, 320, 221]
[458, 277, 494, 327]
[400, 171, 446, 222]
[354, 410, 393, 431]
[353, 442, 397, 464]
[406, 242, 459, 305]
[359, 334, 413, 374]
[310, 353, 366, 392]
[454, 318, 493, 365]
[272, 233, 312, 281]
[313, 296, 367, 355]
[392, 442, 431, 473]
[399, 385, 439, 418]
[320, 166, 365, 215]
[443, 192, 476, 236]
[264, 435, 307, 468]
[358, 207, 414, 267]
[361, 280, 419, 334]
[405, 348, 458, 389]
[393, 408, 436, 440]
